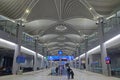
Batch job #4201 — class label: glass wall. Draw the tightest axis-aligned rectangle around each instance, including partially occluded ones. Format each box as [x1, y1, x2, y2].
[107, 46, 120, 77]
[22, 32, 35, 51]
[37, 43, 43, 55]
[90, 54, 102, 74]
[87, 31, 99, 50]
[109, 53, 120, 77]
[104, 16, 120, 42]
[0, 19, 43, 54]
[0, 20, 17, 36]
[79, 42, 85, 54]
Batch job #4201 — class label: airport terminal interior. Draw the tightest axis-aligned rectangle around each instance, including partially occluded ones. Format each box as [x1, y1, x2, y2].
[0, 0, 120, 80]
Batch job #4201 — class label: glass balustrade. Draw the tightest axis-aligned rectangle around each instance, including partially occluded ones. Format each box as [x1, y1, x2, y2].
[0, 20, 43, 53]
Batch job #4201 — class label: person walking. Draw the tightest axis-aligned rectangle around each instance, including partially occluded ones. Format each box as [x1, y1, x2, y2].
[66, 66, 71, 79]
[69, 69, 74, 79]
[55, 67, 58, 75]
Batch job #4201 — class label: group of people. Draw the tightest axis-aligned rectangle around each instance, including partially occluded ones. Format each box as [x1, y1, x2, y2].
[55, 65, 64, 75]
[55, 64, 74, 79]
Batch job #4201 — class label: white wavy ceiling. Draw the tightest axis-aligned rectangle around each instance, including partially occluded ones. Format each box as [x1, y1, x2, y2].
[0, 0, 120, 55]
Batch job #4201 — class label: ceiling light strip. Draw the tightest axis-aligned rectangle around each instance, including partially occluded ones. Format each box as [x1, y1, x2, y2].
[0, 38, 43, 58]
[79, 34, 120, 58]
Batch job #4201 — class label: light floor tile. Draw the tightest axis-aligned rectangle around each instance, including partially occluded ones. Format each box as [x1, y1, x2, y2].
[0, 68, 119, 80]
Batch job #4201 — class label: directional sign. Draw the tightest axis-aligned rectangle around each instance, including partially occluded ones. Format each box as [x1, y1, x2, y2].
[105, 56, 111, 64]
[105, 56, 110, 61]
[58, 50, 63, 55]
[16, 55, 26, 63]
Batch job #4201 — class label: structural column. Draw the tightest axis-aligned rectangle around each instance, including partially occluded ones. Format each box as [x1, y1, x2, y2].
[37, 58, 41, 69]
[89, 55, 93, 71]
[41, 57, 44, 68]
[33, 38, 38, 71]
[98, 17, 111, 76]
[76, 46, 80, 68]
[74, 60, 77, 68]
[76, 46, 79, 57]
[12, 20, 23, 74]
[78, 46, 82, 69]
[78, 57, 81, 69]
[85, 36, 89, 71]
[44, 47, 48, 68]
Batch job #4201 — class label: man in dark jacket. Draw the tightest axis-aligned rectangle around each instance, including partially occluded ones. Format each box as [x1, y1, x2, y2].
[55, 67, 58, 75]
[69, 69, 74, 79]
[66, 66, 74, 79]
[66, 66, 71, 79]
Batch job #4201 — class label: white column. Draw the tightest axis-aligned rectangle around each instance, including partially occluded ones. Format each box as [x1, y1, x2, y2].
[85, 37, 89, 71]
[74, 60, 77, 68]
[89, 55, 93, 71]
[33, 54, 37, 71]
[40, 57, 44, 68]
[78, 57, 81, 69]
[98, 17, 111, 76]
[37, 58, 41, 69]
[12, 20, 23, 74]
[33, 38, 38, 71]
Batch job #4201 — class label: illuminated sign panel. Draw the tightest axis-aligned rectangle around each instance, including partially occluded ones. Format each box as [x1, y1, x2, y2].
[105, 56, 111, 64]
[16, 56, 26, 63]
[58, 50, 63, 55]
[47, 56, 74, 61]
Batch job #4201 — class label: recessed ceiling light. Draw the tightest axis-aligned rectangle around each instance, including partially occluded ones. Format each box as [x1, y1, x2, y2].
[25, 9, 30, 13]
[11, 20, 15, 23]
[83, 34, 86, 37]
[21, 18, 25, 21]
[56, 25, 67, 31]
[89, 8, 92, 10]
[97, 16, 99, 19]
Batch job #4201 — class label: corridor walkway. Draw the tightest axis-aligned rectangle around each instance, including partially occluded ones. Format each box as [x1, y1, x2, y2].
[0, 68, 119, 80]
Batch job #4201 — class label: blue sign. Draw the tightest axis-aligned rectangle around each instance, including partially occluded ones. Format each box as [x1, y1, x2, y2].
[58, 50, 63, 55]
[105, 56, 111, 64]
[47, 56, 74, 61]
[16, 56, 26, 63]
[105, 56, 110, 61]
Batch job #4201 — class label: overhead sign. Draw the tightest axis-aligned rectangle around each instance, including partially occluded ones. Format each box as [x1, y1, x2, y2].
[47, 56, 74, 61]
[105, 56, 110, 61]
[16, 55, 26, 64]
[58, 50, 63, 55]
[105, 56, 111, 64]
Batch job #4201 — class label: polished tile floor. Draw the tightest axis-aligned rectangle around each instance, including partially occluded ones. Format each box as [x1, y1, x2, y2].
[0, 68, 119, 80]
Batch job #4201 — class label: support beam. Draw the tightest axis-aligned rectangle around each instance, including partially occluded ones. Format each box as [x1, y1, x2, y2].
[78, 57, 81, 69]
[85, 36, 89, 71]
[33, 38, 38, 71]
[88, 55, 93, 71]
[12, 20, 23, 74]
[98, 17, 111, 76]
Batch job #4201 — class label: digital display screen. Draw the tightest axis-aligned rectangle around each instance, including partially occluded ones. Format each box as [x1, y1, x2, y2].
[47, 56, 74, 61]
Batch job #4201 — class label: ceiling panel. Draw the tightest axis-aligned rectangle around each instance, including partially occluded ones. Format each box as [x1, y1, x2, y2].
[0, 0, 120, 55]
[27, 0, 58, 21]
[0, 0, 32, 19]
[87, 0, 120, 15]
